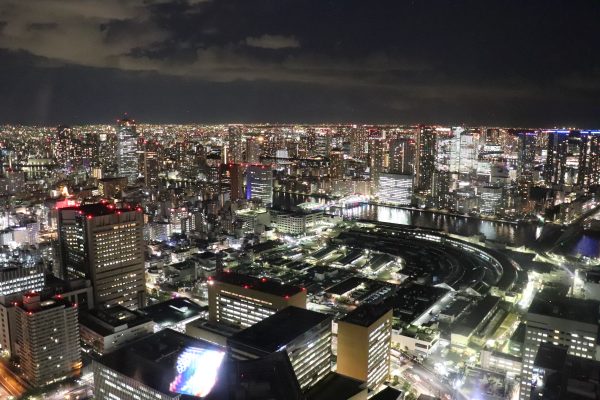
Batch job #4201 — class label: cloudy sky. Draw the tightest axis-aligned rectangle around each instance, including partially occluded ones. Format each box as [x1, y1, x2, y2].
[0, 0, 599, 126]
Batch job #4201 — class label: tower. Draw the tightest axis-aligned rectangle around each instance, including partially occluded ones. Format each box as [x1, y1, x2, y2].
[58, 204, 146, 309]
[116, 115, 139, 184]
[415, 126, 437, 194]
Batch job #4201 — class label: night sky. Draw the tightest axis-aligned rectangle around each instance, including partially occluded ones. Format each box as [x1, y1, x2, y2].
[1, 0, 599, 126]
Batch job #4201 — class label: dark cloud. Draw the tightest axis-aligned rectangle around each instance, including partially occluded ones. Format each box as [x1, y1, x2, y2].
[0, 0, 599, 126]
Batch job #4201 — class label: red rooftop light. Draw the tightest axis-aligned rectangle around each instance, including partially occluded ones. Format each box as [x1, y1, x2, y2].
[261, 277, 267, 283]
[86, 215, 93, 219]
[243, 284, 250, 289]
[284, 295, 290, 299]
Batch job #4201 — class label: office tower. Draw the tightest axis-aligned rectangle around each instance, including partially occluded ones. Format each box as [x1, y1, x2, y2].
[15, 292, 81, 387]
[369, 138, 385, 189]
[116, 115, 139, 183]
[228, 126, 244, 163]
[228, 306, 332, 391]
[458, 129, 478, 176]
[432, 170, 451, 208]
[415, 126, 437, 194]
[58, 203, 146, 309]
[518, 132, 537, 174]
[544, 130, 569, 186]
[230, 163, 244, 201]
[578, 131, 600, 188]
[245, 164, 273, 206]
[479, 185, 504, 215]
[389, 138, 415, 175]
[0, 263, 45, 296]
[52, 125, 72, 170]
[337, 302, 393, 390]
[377, 173, 413, 205]
[140, 139, 160, 187]
[519, 294, 600, 400]
[245, 137, 261, 163]
[208, 272, 306, 328]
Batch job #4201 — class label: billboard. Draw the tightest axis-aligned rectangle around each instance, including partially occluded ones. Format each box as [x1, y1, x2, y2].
[169, 347, 226, 397]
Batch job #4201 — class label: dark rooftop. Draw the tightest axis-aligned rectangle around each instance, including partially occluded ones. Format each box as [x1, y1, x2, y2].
[140, 297, 206, 326]
[96, 329, 304, 400]
[212, 271, 304, 298]
[370, 387, 404, 400]
[61, 202, 142, 217]
[340, 301, 392, 327]
[305, 372, 366, 400]
[228, 306, 331, 354]
[326, 277, 367, 296]
[534, 342, 568, 371]
[79, 305, 151, 336]
[528, 295, 600, 326]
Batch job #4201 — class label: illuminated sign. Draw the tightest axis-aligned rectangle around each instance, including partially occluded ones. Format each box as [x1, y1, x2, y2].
[169, 347, 225, 397]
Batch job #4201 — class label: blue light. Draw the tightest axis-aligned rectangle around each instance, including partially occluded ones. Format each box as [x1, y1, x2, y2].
[169, 347, 226, 397]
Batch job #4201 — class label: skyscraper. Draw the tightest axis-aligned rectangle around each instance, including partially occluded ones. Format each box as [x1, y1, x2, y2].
[229, 163, 244, 201]
[369, 138, 385, 189]
[245, 137, 261, 163]
[15, 292, 81, 387]
[58, 203, 146, 309]
[415, 126, 437, 194]
[518, 132, 537, 174]
[228, 125, 244, 163]
[389, 138, 415, 175]
[116, 115, 139, 184]
[544, 130, 569, 186]
[245, 164, 273, 206]
[577, 131, 600, 188]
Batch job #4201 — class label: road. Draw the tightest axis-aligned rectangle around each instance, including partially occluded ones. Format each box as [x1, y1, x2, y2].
[0, 361, 26, 398]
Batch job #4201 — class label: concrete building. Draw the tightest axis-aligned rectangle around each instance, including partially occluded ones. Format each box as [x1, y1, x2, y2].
[271, 210, 325, 235]
[0, 263, 45, 296]
[228, 306, 332, 391]
[58, 203, 146, 309]
[337, 302, 393, 390]
[79, 305, 153, 356]
[245, 164, 273, 206]
[116, 116, 139, 184]
[520, 294, 600, 400]
[377, 173, 413, 205]
[208, 272, 306, 328]
[14, 292, 81, 387]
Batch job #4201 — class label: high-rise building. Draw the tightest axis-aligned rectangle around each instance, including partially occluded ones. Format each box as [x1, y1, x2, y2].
[228, 306, 332, 391]
[415, 126, 437, 194]
[337, 302, 393, 390]
[479, 185, 504, 215]
[15, 292, 81, 387]
[140, 139, 160, 187]
[58, 203, 146, 309]
[245, 137, 261, 163]
[116, 115, 139, 183]
[228, 126, 244, 163]
[518, 132, 537, 174]
[208, 272, 306, 328]
[544, 130, 569, 186]
[229, 163, 244, 201]
[578, 131, 600, 188]
[389, 138, 415, 175]
[369, 138, 385, 189]
[377, 173, 413, 205]
[519, 294, 600, 400]
[245, 164, 273, 206]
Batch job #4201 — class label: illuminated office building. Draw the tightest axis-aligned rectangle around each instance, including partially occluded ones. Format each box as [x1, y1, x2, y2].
[369, 138, 385, 189]
[58, 203, 146, 309]
[389, 138, 415, 175]
[337, 302, 393, 390]
[415, 126, 437, 194]
[228, 126, 244, 163]
[228, 306, 332, 390]
[208, 272, 306, 328]
[229, 163, 244, 201]
[116, 116, 139, 183]
[519, 132, 537, 174]
[578, 131, 600, 188]
[520, 295, 600, 400]
[15, 292, 81, 387]
[0, 263, 45, 296]
[479, 185, 503, 215]
[544, 130, 569, 186]
[245, 137, 261, 163]
[245, 165, 273, 206]
[377, 173, 413, 205]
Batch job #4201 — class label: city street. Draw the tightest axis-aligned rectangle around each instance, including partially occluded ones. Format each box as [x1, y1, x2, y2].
[0, 362, 25, 398]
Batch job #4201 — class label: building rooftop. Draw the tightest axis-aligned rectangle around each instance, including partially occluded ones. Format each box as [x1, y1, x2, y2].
[79, 305, 152, 336]
[212, 271, 304, 298]
[97, 329, 304, 400]
[228, 306, 331, 354]
[140, 297, 206, 326]
[528, 295, 600, 326]
[370, 387, 405, 400]
[305, 372, 366, 400]
[340, 301, 392, 327]
[61, 202, 142, 217]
